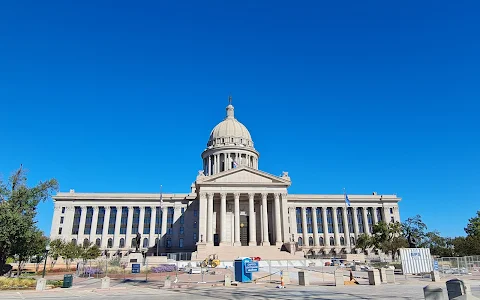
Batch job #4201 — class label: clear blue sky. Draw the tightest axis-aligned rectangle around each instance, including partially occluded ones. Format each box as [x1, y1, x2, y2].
[1, 1, 478, 238]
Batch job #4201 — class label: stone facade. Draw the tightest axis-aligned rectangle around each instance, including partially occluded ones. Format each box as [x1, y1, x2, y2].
[50, 99, 401, 259]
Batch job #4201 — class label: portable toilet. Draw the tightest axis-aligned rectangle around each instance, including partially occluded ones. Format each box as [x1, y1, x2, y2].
[234, 257, 253, 282]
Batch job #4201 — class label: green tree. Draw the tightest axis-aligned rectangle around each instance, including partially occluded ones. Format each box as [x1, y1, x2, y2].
[465, 211, 480, 237]
[402, 215, 427, 246]
[60, 241, 82, 271]
[80, 242, 102, 263]
[356, 233, 372, 253]
[452, 235, 480, 256]
[48, 239, 64, 269]
[423, 231, 455, 257]
[0, 165, 58, 275]
[11, 230, 47, 276]
[372, 221, 408, 260]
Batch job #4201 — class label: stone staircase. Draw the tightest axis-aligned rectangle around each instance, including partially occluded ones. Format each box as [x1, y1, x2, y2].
[193, 244, 305, 261]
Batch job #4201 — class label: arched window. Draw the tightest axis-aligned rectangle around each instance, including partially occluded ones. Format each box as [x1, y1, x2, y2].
[95, 238, 101, 247]
[298, 237, 303, 246]
[83, 238, 90, 247]
[329, 237, 335, 246]
[131, 238, 136, 248]
[350, 237, 355, 245]
[309, 237, 313, 246]
[340, 237, 345, 246]
[155, 238, 159, 246]
[107, 238, 113, 248]
[119, 238, 125, 248]
[143, 238, 149, 248]
[71, 238, 77, 245]
[319, 237, 324, 246]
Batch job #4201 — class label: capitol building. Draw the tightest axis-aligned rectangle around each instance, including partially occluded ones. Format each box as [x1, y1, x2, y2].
[50, 98, 401, 260]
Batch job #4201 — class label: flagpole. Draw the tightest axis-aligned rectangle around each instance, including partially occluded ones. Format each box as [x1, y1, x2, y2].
[156, 185, 162, 256]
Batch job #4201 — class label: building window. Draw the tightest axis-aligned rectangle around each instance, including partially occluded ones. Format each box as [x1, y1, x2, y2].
[155, 207, 162, 234]
[298, 237, 303, 246]
[306, 208, 313, 233]
[144, 207, 151, 234]
[337, 208, 344, 233]
[340, 237, 345, 246]
[166, 239, 172, 248]
[296, 208, 302, 233]
[180, 215, 184, 224]
[83, 238, 89, 247]
[350, 237, 355, 245]
[84, 207, 93, 235]
[357, 208, 365, 233]
[119, 238, 125, 248]
[131, 238, 136, 248]
[347, 208, 354, 233]
[319, 237, 324, 246]
[71, 238, 77, 245]
[193, 222, 197, 228]
[72, 207, 81, 234]
[167, 207, 174, 235]
[120, 207, 128, 234]
[95, 238, 101, 247]
[194, 210, 198, 217]
[367, 208, 373, 233]
[107, 238, 113, 248]
[390, 208, 394, 214]
[58, 227, 62, 234]
[179, 238, 184, 248]
[180, 227, 184, 235]
[326, 208, 334, 233]
[108, 207, 116, 234]
[181, 207, 184, 214]
[60, 216, 64, 224]
[316, 208, 323, 233]
[329, 237, 335, 246]
[376, 207, 383, 223]
[193, 233, 197, 242]
[97, 207, 105, 234]
[308, 236, 313, 246]
[61, 207, 65, 214]
[132, 207, 140, 234]
[391, 216, 395, 223]
[143, 238, 149, 248]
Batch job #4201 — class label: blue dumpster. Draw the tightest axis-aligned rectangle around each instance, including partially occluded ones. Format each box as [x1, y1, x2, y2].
[234, 257, 253, 282]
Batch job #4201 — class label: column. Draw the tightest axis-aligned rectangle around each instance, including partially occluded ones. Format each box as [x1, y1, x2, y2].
[78, 206, 87, 241]
[208, 156, 211, 175]
[373, 207, 379, 224]
[114, 207, 122, 247]
[301, 207, 308, 245]
[126, 206, 134, 249]
[342, 207, 350, 248]
[207, 193, 214, 244]
[352, 207, 360, 238]
[274, 193, 282, 246]
[138, 206, 145, 240]
[101, 206, 111, 248]
[312, 207, 319, 246]
[261, 193, 269, 246]
[383, 206, 390, 223]
[199, 193, 207, 243]
[248, 193, 256, 246]
[281, 193, 289, 242]
[321, 208, 329, 246]
[220, 192, 227, 245]
[362, 207, 370, 234]
[234, 192, 241, 246]
[149, 206, 157, 247]
[90, 206, 99, 243]
[332, 207, 340, 246]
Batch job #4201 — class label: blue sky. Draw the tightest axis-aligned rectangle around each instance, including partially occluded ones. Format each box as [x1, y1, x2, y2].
[1, 1, 478, 237]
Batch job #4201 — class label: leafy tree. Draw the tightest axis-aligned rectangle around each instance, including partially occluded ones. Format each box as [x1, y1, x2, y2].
[48, 239, 64, 269]
[423, 231, 455, 257]
[465, 211, 480, 237]
[355, 233, 372, 253]
[372, 221, 408, 260]
[60, 241, 82, 271]
[11, 230, 47, 276]
[0, 165, 58, 275]
[402, 215, 427, 246]
[452, 235, 480, 256]
[80, 242, 102, 263]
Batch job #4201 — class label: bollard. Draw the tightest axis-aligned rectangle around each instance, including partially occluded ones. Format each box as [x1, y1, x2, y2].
[431, 271, 440, 282]
[224, 274, 231, 287]
[424, 285, 444, 300]
[378, 268, 387, 283]
[334, 269, 344, 286]
[385, 268, 395, 283]
[35, 278, 47, 291]
[368, 269, 381, 285]
[101, 276, 110, 289]
[298, 271, 309, 286]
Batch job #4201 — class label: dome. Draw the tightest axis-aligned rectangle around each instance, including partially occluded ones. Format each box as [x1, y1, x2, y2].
[206, 100, 254, 149]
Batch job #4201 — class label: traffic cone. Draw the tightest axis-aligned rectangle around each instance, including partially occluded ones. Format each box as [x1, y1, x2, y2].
[280, 271, 285, 288]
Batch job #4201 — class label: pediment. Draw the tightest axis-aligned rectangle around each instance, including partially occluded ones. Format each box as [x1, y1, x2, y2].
[198, 167, 290, 185]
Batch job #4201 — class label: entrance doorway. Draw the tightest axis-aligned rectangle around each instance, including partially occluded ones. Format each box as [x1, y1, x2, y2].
[240, 215, 249, 246]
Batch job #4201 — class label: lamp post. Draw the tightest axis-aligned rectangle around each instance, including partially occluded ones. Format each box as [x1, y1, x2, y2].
[42, 245, 50, 278]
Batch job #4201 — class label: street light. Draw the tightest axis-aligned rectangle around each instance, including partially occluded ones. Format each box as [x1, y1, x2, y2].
[42, 245, 51, 278]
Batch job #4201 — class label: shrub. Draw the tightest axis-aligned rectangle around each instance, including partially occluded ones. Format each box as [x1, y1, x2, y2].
[0, 277, 36, 289]
[84, 267, 102, 276]
[151, 264, 176, 273]
[46, 280, 63, 288]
